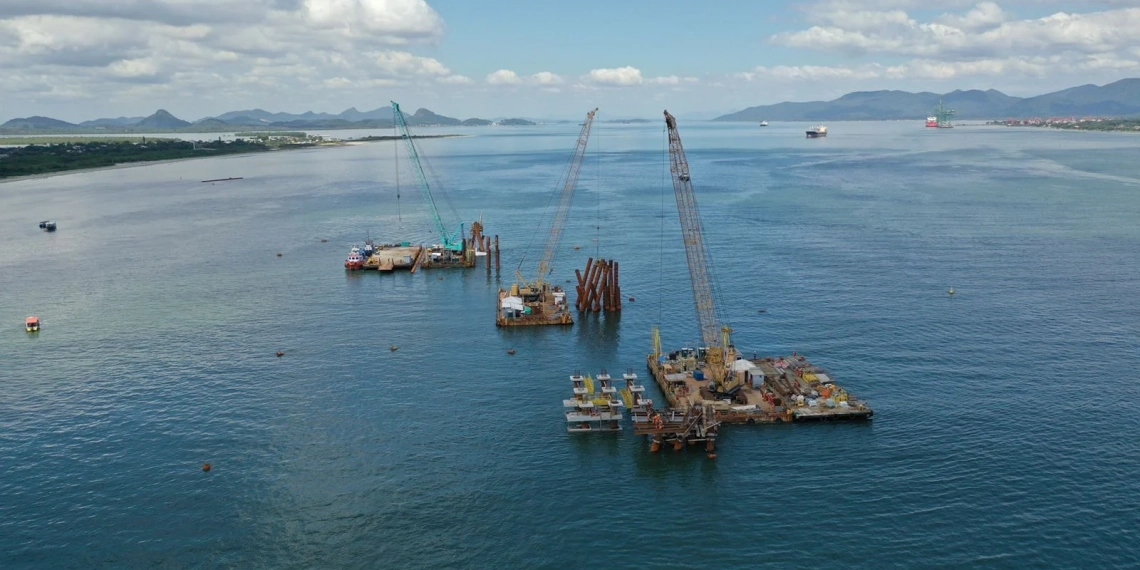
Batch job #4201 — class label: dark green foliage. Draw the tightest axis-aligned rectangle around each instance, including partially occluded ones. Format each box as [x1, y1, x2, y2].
[0, 139, 271, 178]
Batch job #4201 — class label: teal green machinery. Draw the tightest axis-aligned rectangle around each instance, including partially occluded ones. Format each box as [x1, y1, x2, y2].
[391, 101, 464, 251]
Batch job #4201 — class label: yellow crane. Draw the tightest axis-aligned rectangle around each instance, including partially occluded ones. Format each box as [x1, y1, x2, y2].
[497, 108, 598, 327]
[660, 110, 739, 393]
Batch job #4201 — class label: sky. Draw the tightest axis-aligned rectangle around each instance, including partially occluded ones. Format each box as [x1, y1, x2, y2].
[3, 0, 1140, 122]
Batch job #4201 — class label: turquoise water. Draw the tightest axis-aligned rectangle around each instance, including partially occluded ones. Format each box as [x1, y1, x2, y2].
[2, 122, 1139, 568]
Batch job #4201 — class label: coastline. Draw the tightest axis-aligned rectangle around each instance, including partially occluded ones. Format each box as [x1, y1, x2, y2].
[0, 134, 467, 185]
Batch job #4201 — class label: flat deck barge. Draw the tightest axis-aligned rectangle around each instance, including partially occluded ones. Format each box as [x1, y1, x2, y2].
[496, 284, 572, 326]
[362, 245, 423, 271]
[645, 350, 872, 425]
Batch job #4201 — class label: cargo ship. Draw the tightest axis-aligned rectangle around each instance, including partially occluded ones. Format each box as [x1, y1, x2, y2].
[926, 115, 938, 127]
[806, 125, 827, 138]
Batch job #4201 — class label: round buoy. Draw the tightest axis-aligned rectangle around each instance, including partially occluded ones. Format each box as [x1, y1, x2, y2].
[507, 348, 516, 355]
[390, 345, 398, 352]
[628, 296, 635, 302]
[320, 238, 328, 243]
[276, 351, 284, 357]
[202, 463, 212, 472]
[276, 253, 283, 257]
[573, 245, 580, 250]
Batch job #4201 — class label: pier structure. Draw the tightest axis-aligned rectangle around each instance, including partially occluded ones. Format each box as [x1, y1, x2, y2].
[564, 370, 623, 433]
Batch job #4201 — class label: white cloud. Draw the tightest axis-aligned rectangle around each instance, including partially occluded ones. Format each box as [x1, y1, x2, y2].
[530, 71, 563, 85]
[436, 74, 473, 84]
[0, 0, 461, 118]
[936, 1, 1007, 32]
[303, 0, 443, 43]
[486, 69, 522, 85]
[757, 1, 1140, 87]
[774, 3, 1140, 59]
[585, 66, 644, 86]
[371, 50, 449, 75]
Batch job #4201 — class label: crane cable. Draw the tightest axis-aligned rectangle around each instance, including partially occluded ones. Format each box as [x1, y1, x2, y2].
[394, 121, 401, 223]
[659, 125, 667, 326]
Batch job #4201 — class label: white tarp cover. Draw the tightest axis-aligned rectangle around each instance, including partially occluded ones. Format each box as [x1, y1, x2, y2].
[500, 296, 525, 311]
[732, 359, 758, 372]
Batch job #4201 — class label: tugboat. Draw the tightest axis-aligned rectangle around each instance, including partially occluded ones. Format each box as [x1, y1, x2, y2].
[759, 121, 769, 127]
[38, 221, 57, 232]
[345, 246, 365, 270]
[806, 125, 828, 138]
[25, 316, 40, 332]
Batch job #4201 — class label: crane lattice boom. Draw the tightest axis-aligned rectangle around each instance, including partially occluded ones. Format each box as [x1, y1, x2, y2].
[664, 110, 722, 349]
[534, 108, 598, 284]
[392, 101, 461, 250]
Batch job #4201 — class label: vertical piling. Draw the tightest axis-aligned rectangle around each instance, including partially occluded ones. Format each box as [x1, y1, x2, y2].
[494, 235, 500, 273]
[613, 261, 621, 311]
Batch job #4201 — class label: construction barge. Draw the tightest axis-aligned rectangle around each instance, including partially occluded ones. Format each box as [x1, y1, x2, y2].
[563, 354, 872, 458]
[347, 223, 500, 273]
[645, 347, 873, 425]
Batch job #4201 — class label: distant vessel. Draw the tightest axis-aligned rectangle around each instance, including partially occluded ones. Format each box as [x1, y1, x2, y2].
[760, 121, 769, 127]
[345, 246, 365, 270]
[38, 221, 56, 232]
[806, 126, 828, 138]
[25, 316, 40, 332]
[931, 99, 955, 128]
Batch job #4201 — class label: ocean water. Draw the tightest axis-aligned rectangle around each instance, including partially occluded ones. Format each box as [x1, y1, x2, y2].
[2, 121, 1139, 568]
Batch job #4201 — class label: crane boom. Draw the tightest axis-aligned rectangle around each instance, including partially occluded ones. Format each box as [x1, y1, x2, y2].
[534, 108, 598, 284]
[664, 110, 722, 348]
[392, 101, 462, 250]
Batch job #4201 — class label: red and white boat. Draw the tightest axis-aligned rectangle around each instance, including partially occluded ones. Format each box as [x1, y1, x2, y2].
[345, 246, 365, 270]
[926, 115, 938, 127]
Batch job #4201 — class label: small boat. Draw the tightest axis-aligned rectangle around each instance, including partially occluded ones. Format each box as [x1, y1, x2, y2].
[806, 126, 828, 138]
[25, 316, 40, 332]
[345, 246, 365, 270]
[39, 221, 56, 232]
[760, 121, 769, 127]
[926, 116, 938, 128]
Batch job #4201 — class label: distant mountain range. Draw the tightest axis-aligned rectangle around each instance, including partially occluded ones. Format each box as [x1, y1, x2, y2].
[0, 107, 537, 133]
[715, 78, 1140, 121]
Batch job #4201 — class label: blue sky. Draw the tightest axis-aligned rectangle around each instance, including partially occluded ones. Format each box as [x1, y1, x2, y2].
[2, 0, 1139, 121]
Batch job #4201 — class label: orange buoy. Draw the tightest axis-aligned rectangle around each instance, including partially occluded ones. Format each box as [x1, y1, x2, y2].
[276, 351, 284, 357]
[650, 441, 661, 453]
[202, 463, 212, 472]
[706, 453, 717, 460]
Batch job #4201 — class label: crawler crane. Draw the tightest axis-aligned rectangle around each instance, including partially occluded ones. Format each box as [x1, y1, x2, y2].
[496, 108, 598, 326]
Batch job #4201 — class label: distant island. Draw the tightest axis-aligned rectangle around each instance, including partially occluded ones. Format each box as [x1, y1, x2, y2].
[715, 78, 1140, 121]
[989, 117, 1140, 132]
[0, 107, 543, 135]
[0, 132, 459, 180]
